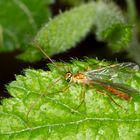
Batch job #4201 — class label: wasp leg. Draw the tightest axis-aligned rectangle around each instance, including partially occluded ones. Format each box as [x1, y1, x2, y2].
[97, 89, 127, 112]
[71, 85, 86, 113]
[26, 78, 61, 128]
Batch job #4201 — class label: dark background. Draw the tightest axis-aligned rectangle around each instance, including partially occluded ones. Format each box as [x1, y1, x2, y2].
[0, 0, 140, 98]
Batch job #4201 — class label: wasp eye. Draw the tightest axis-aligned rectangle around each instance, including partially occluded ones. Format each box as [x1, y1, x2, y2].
[66, 77, 71, 82]
[65, 73, 72, 82]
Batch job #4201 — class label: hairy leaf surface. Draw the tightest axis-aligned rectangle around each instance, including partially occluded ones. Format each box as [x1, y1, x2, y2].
[19, 1, 132, 62]
[0, 59, 140, 139]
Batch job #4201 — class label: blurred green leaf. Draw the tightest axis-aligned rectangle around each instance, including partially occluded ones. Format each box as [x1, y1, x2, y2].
[125, 0, 140, 65]
[0, 25, 3, 48]
[19, 1, 132, 62]
[0, 0, 53, 51]
[60, 0, 85, 6]
[0, 58, 140, 139]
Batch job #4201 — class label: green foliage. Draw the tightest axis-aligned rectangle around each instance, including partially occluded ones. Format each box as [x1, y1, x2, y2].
[93, 2, 132, 51]
[0, 58, 140, 139]
[125, 0, 140, 65]
[60, 0, 85, 6]
[18, 2, 96, 62]
[0, 1, 140, 139]
[0, 25, 3, 48]
[19, 1, 132, 62]
[0, 0, 53, 51]
[126, 0, 137, 23]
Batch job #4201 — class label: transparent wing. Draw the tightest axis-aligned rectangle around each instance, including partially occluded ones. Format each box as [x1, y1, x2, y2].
[84, 62, 139, 82]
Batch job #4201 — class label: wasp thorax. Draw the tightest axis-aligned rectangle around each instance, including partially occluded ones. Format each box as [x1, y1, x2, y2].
[65, 72, 73, 82]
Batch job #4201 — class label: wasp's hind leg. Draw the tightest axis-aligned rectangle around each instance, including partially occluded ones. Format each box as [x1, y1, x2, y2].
[71, 85, 86, 113]
[96, 89, 127, 112]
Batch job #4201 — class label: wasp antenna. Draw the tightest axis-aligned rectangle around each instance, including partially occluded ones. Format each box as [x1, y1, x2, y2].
[59, 9, 62, 14]
[34, 43, 59, 68]
[95, 57, 98, 60]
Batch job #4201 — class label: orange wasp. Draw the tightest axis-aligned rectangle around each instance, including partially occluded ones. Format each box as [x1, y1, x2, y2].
[36, 45, 139, 108]
[27, 46, 139, 120]
[65, 62, 139, 109]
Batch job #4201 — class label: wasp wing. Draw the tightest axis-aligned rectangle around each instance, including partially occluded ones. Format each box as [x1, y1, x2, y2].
[86, 75, 139, 101]
[84, 62, 139, 82]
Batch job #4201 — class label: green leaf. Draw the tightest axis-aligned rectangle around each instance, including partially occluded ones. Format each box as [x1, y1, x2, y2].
[125, 0, 140, 65]
[126, 0, 137, 23]
[1, 58, 140, 139]
[0, 0, 53, 52]
[60, 0, 85, 6]
[19, 1, 132, 62]
[0, 25, 3, 48]
[18, 2, 96, 62]
[93, 2, 132, 51]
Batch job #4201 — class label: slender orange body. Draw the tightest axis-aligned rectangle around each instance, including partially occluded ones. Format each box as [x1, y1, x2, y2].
[103, 85, 131, 101]
[65, 72, 131, 101]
